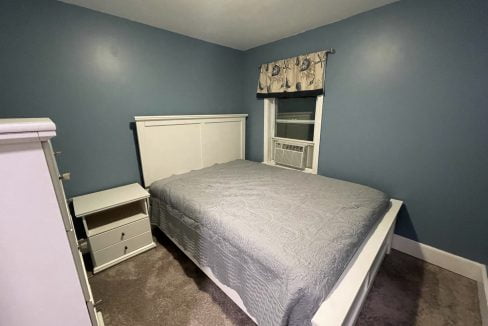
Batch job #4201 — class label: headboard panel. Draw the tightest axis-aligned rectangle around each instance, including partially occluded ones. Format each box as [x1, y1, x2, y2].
[135, 114, 247, 187]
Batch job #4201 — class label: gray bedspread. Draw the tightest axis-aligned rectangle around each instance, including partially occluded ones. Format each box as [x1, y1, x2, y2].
[149, 160, 389, 326]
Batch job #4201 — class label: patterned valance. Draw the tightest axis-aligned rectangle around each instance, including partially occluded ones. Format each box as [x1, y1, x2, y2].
[256, 50, 327, 98]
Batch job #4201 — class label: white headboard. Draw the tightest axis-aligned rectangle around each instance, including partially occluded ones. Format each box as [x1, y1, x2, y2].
[135, 114, 247, 187]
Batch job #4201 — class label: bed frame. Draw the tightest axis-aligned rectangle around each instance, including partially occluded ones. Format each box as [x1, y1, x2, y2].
[135, 114, 403, 326]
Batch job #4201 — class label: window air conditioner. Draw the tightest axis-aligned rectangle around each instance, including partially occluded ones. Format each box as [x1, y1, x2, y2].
[273, 140, 307, 170]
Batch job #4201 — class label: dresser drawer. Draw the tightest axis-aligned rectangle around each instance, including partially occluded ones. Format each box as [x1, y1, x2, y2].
[89, 217, 150, 251]
[92, 231, 153, 267]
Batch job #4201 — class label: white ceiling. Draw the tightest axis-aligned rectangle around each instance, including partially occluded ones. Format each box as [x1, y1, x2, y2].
[60, 0, 398, 50]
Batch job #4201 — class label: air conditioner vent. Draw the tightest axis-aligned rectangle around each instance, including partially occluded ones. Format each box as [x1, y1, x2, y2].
[281, 144, 303, 152]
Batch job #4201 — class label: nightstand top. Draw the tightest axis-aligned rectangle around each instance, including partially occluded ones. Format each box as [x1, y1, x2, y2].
[72, 183, 149, 217]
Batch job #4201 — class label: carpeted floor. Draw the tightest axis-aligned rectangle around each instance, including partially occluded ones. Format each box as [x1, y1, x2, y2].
[89, 230, 481, 326]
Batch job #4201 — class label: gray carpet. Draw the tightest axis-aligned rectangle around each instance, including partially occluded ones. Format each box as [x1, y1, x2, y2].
[89, 230, 481, 326]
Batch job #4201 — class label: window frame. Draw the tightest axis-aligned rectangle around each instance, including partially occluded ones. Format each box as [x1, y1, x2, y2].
[263, 95, 324, 174]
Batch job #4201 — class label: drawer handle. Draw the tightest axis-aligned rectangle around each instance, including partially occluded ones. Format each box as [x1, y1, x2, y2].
[124, 246, 128, 254]
[59, 172, 71, 181]
[121, 232, 125, 240]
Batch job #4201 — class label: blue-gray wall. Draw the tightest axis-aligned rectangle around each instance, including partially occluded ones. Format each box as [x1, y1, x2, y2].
[0, 0, 244, 197]
[243, 0, 488, 264]
[1, 0, 487, 264]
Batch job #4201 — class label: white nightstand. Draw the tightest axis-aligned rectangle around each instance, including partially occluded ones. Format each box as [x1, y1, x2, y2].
[73, 183, 156, 273]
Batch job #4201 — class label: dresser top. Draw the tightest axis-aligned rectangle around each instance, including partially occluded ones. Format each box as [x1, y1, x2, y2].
[0, 118, 55, 134]
[72, 183, 149, 217]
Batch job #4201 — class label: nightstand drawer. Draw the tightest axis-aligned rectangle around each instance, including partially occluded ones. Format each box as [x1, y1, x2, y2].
[89, 217, 150, 251]
[92, 231, 153, 267]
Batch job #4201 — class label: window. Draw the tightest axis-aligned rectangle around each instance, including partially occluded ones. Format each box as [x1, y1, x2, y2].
[263, 96, 323, 174]
[275, 97, 316, 141]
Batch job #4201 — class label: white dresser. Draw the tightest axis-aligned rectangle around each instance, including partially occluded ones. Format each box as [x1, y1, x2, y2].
[0, 118, 103, 326]
[73, 184, 156, 273]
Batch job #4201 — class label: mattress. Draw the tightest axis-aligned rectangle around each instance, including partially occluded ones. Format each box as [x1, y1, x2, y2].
[149, 160, 389, 326]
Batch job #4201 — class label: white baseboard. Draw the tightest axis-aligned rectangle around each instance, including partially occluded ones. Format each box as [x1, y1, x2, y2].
[392, 235, 482, 280]
[392, 234, 488, 325]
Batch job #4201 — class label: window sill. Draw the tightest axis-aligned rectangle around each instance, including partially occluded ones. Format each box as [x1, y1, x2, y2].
[261, 161, 316, 174]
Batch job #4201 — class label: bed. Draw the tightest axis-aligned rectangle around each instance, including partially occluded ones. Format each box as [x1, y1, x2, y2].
[135, 114, 402, 326]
